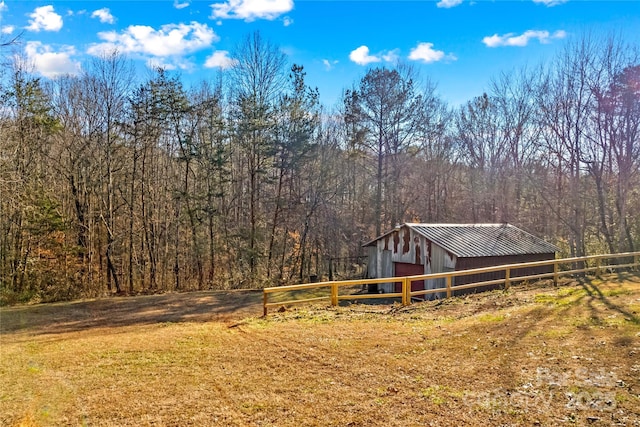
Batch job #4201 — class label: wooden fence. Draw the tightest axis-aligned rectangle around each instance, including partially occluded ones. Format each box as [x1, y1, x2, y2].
[263, 251, 640, 315]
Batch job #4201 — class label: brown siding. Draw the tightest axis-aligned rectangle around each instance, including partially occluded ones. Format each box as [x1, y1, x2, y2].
[453, 253, 555, 294]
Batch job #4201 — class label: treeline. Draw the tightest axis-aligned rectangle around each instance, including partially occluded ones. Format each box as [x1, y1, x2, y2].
[1, 32, 638, 303]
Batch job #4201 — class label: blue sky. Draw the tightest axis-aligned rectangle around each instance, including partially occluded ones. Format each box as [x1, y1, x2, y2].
[1, 0, 639, 108]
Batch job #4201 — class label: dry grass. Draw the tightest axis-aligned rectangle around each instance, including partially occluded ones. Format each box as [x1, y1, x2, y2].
[1, 274, 639, 426]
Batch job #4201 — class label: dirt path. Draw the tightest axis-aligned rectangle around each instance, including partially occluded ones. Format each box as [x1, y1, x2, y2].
[0, 289, 263, 336]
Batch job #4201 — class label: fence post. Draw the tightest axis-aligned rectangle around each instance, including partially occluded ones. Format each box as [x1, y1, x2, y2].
[553, 262, 559, 286]
[504, 268, 511, 290]
[263, 291, 268, 316]
[331, 283, 338, 307]
[446, 275, 452, 299]
[401, 278, 408, 306]
[595, 257, 601, 278]
[402, 277, 411, 306]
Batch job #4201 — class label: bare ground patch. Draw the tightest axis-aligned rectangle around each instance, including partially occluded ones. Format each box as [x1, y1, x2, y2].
[1, 274, 639, 426]
[0, 289, 263, 336]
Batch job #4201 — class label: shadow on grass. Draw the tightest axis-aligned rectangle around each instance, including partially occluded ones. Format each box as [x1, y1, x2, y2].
[0, 289, 263, 336]
[11, 273, 634, 338]
[445, 272, 640, 399]
[577, 272, 640, 325]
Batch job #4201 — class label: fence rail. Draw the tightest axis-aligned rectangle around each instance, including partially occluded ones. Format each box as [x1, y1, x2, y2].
[262, 251, 640, 315]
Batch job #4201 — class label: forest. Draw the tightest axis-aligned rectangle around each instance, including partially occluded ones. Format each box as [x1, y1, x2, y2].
[1, 32, 638, 303]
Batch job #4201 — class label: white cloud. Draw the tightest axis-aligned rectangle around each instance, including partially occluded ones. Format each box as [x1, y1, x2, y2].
[349, 46, 402, 66]
[204, 50, 237, 69]
[91, 8, 114, 24]
[210, 0, 293, 21]
[2, 25, 14, 34]
[69, 10, 87, 17]
[349, 45, 380, 66]
[24, 41, 81, 78]
[0, 1, 7, 13]
[408, 42, 456, 63]
[533, 0, 567, 6]
[483, 30, 566, 47]
[283, 16, 293, 26]
[88, 22, 218, 57]
[174, 0, 190, 9]
[382, 50, 400, 63]
[436, 0, 463, 8]
[322, 59, 338, 71]
[147, 58, 180, 71]
[26, 5, 63, 32]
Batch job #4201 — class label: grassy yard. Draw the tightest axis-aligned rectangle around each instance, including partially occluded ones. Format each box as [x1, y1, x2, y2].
[1, 275, 639, 426]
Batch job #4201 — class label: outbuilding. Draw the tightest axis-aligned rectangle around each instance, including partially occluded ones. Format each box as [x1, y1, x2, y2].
[363, 223, 558, 298]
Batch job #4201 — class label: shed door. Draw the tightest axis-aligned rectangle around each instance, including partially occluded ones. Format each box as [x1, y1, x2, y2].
[394, 262, 425, 295]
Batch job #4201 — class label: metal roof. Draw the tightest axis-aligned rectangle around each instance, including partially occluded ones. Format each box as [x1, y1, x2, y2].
[366, 223, 558, 258]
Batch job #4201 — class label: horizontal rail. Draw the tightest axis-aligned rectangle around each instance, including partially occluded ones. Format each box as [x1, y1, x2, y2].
[606, 262, 636, 270]
[453, 278, 506, 291]
[263, 281, 335, 293]
[263, 251, 640, 315]
[264, 296, 330, 309]
[508, 271, 556, 282]
[337, 292, 404, 301]
[410, 287, 449, 297]
[263, 276, 403, 294]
